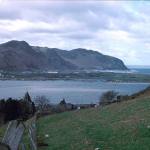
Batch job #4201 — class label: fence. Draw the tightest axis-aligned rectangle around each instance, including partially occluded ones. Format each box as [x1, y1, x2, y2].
[0, 115, 37, 150]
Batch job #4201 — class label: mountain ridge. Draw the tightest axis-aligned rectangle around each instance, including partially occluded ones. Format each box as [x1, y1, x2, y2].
[0, 40, 128, 71]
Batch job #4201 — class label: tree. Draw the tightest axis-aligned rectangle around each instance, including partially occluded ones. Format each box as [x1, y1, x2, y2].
[99, 91, 118, 106]
[59, 99, 66, 105]
[0, 92, 36, 124]
[34, 96, 50, 111]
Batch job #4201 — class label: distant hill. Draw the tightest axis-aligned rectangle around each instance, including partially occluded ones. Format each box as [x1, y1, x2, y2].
[54, 48, 128, 70]
[0, 40, 128, 71]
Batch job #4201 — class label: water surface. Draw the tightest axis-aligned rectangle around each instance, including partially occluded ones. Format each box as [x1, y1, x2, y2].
[0, 80, 149, 104]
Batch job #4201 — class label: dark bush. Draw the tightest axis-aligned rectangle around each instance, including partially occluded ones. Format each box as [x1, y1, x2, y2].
[99, 91, 118, 106]
[59, 99, 66, 105]
[0, 92, 36, 123]
[34, 96, 50, 112]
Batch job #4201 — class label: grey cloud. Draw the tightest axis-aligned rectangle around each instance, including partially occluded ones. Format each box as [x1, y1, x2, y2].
[24, 28, 63, 34]
[0, 31, 12, 39]
[0, 1, 147, 34]
[62, 31, 94, 40]
[0, 11, 19, 20]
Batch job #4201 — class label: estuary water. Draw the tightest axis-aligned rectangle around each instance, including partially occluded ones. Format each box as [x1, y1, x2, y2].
[0, 80, 149, 104]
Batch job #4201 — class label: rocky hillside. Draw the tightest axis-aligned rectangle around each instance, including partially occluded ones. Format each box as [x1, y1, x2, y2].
[54, 48, 127, 70]
[0, 40, 128, 71]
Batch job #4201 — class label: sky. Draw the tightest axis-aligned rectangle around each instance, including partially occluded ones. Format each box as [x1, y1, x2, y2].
[0, 0, 150, 66]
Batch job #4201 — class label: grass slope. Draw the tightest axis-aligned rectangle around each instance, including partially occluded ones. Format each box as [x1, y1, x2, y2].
[37, 97, 150, 150]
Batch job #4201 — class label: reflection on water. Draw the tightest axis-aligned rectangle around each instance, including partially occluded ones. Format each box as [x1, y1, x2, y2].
[0, 80, 149, 104]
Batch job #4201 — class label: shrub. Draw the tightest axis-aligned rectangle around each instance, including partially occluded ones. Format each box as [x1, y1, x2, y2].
[34, 96, 50, 112]
[59, 99, 66, 105]
[99, 91, 118, 106]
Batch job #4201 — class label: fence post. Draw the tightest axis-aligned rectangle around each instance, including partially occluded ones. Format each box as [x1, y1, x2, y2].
[28, 116, 37, 150]
[2, 121, 25, 150]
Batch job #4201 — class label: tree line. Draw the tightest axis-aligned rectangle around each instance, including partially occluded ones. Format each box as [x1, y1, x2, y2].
[0, 92, 36, 125]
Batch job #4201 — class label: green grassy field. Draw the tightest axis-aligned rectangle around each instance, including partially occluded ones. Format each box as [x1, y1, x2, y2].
[37, 97, 150, 150]
[0, 124, 6, 141]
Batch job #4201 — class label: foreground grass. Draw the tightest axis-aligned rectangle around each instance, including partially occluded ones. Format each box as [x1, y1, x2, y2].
[0, 124, 6, 141]
[37, 97, 150, 150]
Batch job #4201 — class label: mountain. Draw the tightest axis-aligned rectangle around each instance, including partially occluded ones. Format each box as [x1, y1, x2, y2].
[54, 48, 127, 70]
[0, 40, 128, 71]
[0, 40, 76, 71]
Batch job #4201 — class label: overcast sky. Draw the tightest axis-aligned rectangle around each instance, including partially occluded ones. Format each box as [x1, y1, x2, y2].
[0, 0, 150, 66]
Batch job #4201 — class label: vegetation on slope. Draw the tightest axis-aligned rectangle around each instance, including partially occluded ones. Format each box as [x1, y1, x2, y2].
[37, 96, 150, 150]
[1, 71, 150, 82]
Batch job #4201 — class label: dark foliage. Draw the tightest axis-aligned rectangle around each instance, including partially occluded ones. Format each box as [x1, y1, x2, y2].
[99, 91, 118, 106]
[59, 99, 66, 105]
[0, 93, 36, 124]
[34, 95, 50, 111]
